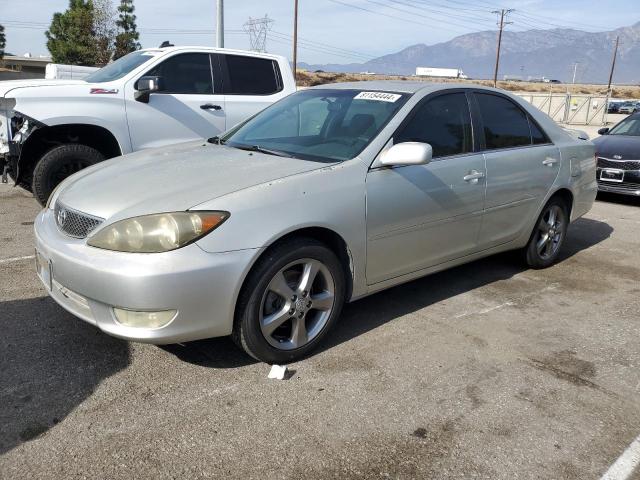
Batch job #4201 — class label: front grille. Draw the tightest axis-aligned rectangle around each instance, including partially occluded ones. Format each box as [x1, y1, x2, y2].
[597, 157, 640, 171]
[597, 180, 640, 194]
[54, 202, 104, 238]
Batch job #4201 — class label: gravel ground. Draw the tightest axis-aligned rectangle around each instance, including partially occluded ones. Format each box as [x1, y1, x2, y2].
[1, 181, 640, 480]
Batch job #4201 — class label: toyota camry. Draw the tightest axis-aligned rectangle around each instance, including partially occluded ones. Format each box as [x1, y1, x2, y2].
[35, 82, 597, 363]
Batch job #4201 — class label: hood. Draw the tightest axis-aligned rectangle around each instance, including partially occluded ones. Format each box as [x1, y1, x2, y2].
[57, 141, 333, 220]
[0, 79, 86, 98]
[592, 134, 640, 160]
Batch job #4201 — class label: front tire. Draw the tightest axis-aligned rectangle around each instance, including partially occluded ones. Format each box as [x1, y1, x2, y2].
[233, 238, 346, 364]
[524, 198, 569, 269]
[32, 144, 104, 206]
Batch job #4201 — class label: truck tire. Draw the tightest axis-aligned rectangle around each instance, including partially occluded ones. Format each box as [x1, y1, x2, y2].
[32, 144, 104, 206]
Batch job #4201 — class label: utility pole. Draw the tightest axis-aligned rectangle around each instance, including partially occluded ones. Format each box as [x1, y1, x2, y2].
[216, 0, 224, 48]
[606, 36, 619, 94]
[293, 0, 299, 81]
[571, 62, 580, 84]
[492, 8, 513, 88]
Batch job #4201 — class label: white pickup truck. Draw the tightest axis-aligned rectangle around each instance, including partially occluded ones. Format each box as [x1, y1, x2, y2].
[0, 46, 295, 205]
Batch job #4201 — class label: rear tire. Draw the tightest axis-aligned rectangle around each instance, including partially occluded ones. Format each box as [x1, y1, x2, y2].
[524, 197, 569, 269]
[233, 238, 346, 364]
[32, 144, 104, 206]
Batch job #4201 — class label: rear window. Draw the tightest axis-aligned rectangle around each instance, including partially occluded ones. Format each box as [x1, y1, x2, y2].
[529, 117, 550, 144]
[221, 55, 281, 95]
[476, 93, 531, 149]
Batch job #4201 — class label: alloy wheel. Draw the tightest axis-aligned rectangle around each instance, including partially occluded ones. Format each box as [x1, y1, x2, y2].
[259, 258, 335, 350]
[535, 204, 565, 260]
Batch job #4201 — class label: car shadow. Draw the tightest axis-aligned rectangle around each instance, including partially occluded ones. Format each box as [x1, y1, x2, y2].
[0, 296, 130, 455]
[163, 217, 612, 366]
[160, 338, 257, 368]
[318, 216, 613, 354]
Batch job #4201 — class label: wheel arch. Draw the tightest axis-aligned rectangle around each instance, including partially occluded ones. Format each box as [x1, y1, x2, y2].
[549, 187, 574, 218]
[236, 226, 355, 313]
[16, 123, 122, 183]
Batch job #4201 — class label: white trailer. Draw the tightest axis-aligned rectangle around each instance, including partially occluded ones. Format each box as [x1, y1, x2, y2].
[45, 64, 99, 80]
[415, 67, 468, 79]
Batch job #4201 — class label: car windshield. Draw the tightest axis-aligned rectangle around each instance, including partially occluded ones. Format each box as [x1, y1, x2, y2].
[85, 50, 159, 83]
[608, 116, 640, 136]
[222, 89, 409, 162]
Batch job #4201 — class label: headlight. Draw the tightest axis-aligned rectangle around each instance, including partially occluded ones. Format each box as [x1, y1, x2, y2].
[87, 211, 229, 253]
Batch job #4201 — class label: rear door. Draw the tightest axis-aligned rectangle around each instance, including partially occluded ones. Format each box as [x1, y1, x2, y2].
[472, 91, 560, 249]
[125, 52, 226, 150]
[216, 53, 288, 129]
[365, 91, 486, 284]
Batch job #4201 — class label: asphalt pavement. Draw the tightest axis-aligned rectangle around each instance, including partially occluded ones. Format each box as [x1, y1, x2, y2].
[1, 181, 640, 479]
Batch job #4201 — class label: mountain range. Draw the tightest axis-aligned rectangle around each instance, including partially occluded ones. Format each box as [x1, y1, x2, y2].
[299, 21, 640, 84]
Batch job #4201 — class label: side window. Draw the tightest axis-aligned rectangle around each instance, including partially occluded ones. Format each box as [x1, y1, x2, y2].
[395, 92, 472, 158]
[222, 55, 281, 95]
[529, 117, 551, 144]
[147, 53, 213, 94]
[476, 93, 531, 149]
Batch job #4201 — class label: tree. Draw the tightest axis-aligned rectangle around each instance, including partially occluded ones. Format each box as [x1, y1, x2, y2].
[0, 24, 5, 60]
[46, 0, 97, 66]
[114, 0, 140, 60]
[93, 0, 116, 66]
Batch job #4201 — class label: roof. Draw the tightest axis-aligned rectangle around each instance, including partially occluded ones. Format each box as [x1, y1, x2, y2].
[140, 46, 286, 61]
[308, 80, 502, 95]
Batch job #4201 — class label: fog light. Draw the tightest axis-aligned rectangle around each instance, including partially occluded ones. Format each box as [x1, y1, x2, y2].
[113, 308, 177, 329]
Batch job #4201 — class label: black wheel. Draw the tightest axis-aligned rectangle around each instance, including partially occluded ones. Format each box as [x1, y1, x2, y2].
[233, 238, 346, 364]
[31, 144, 104, 206]
[524, 198, 569, 269]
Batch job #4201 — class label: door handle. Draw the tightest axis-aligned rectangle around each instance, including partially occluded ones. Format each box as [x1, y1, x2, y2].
[200, 104, 222, 111]
[543, 157, 559, 166]
[463, 170, 485, 183]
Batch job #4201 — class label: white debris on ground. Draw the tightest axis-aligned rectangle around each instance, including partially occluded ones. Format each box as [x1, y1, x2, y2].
[268, 365, 288, 380]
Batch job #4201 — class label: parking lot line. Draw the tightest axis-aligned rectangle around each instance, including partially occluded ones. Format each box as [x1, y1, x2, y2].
[600, 434, 640, 480]
[0, 255, 35, 264]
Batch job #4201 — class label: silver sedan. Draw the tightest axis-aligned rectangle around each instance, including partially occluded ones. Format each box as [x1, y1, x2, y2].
[35, 82, 597, 363]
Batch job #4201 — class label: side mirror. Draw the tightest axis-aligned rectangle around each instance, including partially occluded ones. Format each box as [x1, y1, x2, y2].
[379, 142, 432, 167]
[597, 127, 610, 135]
[135, 76, 164, 103]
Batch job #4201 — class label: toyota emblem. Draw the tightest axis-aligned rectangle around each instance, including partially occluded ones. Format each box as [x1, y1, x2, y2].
[613, 154, 622, 160]
[57, 207, 67, 226]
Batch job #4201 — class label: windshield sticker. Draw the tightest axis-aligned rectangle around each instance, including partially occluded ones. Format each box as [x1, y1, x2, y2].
[354, 91, 402, 103]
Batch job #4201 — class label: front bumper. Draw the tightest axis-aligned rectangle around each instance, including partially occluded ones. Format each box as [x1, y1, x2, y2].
[596, 168, 640, 196]
[34, 208, 259, 344]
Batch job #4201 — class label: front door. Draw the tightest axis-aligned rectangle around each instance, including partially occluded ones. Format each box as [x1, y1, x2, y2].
[366, 92, 486, 284]
[124, 52, 226, 150]
[472, 92, 561, 248]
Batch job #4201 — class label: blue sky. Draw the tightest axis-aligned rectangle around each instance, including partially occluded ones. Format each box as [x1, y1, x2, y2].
[1, 0, 638, 64]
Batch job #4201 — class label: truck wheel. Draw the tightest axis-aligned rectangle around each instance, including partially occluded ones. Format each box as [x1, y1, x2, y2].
[32, 144, 104, 206]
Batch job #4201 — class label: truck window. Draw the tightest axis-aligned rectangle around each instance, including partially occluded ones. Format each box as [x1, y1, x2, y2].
[147, 53, 214, 95]
[221, 55, 282, 95]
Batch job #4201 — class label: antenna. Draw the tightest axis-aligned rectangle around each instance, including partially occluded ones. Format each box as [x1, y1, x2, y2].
[243, 15, 275, 52]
